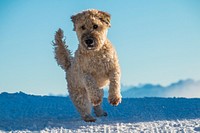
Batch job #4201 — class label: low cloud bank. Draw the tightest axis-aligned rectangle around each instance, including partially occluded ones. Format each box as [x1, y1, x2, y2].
[120, 79, 200, 98]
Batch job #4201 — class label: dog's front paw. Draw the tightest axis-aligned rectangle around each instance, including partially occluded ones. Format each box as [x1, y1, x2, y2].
[108, 94, 122, 106]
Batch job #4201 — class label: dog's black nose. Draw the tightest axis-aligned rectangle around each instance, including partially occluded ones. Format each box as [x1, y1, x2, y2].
[85, 38, 94, 45]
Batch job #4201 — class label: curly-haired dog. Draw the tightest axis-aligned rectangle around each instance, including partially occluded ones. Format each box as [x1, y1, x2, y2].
[53, 9, 121, 122]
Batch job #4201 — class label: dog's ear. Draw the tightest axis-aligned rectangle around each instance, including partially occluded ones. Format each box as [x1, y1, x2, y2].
[71, 14, 79, 31]
[98, 11, 111, 27]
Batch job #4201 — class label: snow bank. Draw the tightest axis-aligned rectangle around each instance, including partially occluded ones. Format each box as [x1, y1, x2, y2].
[0, 92, 200, 132]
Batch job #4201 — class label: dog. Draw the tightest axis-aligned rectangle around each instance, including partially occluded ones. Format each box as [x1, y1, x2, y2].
[53, 9, 121, 122]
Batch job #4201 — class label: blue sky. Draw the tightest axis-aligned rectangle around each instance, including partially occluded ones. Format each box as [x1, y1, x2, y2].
[0, 0, 200, 95]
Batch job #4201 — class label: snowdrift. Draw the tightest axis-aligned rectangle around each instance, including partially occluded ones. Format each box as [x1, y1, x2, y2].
[0, 92, 200, 132]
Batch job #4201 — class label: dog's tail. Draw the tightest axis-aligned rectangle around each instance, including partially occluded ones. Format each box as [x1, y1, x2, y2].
[53, 28, 72, 70]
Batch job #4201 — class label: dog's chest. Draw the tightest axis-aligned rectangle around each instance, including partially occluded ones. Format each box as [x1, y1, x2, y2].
[81, 53, 113, 75]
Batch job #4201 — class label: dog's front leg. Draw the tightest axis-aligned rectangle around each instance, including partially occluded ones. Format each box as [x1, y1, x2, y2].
[83, 74, 103, 106]
[108, 69, 122, 106]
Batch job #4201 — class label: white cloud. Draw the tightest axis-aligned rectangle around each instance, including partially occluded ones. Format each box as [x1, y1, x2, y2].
[165, 81, 200, 98]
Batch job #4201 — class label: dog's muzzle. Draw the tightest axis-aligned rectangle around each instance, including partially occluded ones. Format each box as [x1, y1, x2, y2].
[84, 38, 95, 50]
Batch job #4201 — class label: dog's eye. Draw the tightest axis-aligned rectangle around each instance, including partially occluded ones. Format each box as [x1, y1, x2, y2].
[81, 25, 86, 30]
[93, 24, 98, 29]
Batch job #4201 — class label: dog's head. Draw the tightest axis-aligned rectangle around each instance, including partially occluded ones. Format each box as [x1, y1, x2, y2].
[71, 9, 111, 51]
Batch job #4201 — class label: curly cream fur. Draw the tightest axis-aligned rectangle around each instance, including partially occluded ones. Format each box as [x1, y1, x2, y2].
[53, 9, 121, 122]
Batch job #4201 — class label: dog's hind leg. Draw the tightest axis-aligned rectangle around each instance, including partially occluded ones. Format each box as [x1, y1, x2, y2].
[94, 104, 108, 117]
[83, 74, 104, 106]
[68, 87, 96, 122]
[93, 90, 108, 117]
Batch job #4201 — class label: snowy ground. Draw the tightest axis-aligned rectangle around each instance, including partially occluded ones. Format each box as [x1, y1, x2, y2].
[0, 92, 200, 132]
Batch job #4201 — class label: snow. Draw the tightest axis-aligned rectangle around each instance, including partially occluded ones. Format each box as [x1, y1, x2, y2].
[0, 92, 200, 132]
